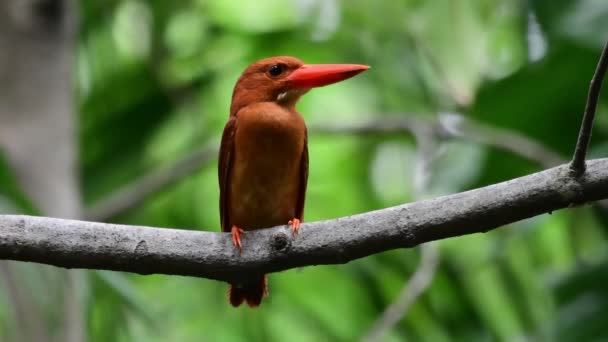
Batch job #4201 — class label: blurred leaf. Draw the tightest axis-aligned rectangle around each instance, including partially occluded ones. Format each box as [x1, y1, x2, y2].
[144, 105, 207, 165]
[469, 42, 606, 188]
[426, 268, 485, 339]
[552, 259, 608, 341]
[164, 11, 208, 58]
[89, 271, 157, 341]
[370, 141, 415, 204]
[461, 265, 526, 340]
[553, 260, 608, 307]
[531, 213, 574, 271]
[94, 271, 157, 325]
[503, 229, 554, 338]
[272, 265, 376, 340]
[113, 0, 153, 61]
[205, 0, 300, 33]
[471, 44, 600, 156]
[532, 0, 608, 49]
[405, 302, 451, 342]
[444, 234, 526, 340]
[426, 141, 485, 197]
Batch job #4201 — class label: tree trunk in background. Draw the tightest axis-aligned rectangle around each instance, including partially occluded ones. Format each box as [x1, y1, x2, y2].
[0, 1, 85, 341]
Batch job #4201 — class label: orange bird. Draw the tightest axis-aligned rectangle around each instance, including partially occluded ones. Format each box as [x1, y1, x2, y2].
[219, 56, 369, 307]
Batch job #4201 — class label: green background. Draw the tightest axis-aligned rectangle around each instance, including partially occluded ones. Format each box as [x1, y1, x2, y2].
[2, 0, 608, 341]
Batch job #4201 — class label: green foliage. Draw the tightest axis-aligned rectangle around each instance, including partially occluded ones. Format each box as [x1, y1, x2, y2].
[1, 0, 608, 340]
[0, 153, 38, 214]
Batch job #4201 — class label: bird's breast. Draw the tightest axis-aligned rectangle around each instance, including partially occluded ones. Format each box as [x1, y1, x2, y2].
[229, 103, 306, 230]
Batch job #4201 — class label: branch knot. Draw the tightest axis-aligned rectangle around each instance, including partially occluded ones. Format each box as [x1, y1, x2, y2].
[270, 232, 291, 252]
[133, 240, 149, 262]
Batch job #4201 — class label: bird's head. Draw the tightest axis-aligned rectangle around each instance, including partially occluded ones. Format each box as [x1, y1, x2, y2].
[230, 56, 369, 116]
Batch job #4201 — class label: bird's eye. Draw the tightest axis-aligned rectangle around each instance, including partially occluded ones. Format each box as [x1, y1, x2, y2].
[267, 64, 284, 77]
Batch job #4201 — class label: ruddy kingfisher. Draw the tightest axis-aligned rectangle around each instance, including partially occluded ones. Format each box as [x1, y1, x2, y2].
[219, 56, 369, 307]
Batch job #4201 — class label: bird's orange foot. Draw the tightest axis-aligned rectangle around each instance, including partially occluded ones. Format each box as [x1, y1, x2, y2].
[231, 225, 245, 250]
[288, 218, 301, 236]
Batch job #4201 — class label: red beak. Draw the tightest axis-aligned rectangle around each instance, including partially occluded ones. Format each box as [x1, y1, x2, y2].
[287, 63, 370, 88]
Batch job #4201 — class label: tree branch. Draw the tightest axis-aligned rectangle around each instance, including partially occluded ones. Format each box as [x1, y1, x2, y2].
[3, 159, 608, 283]
[570, 40, 608, 176]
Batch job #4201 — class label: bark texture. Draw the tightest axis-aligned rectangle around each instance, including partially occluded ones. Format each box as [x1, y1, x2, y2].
[1, 160, 607, 283]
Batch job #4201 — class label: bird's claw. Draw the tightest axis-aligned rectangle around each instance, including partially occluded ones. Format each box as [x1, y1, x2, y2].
[288, 218, 301, 236]
[231, 226, 245, 250]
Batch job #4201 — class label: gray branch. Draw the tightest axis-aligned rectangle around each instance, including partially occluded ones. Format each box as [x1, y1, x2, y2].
[2, 159, 608, 283]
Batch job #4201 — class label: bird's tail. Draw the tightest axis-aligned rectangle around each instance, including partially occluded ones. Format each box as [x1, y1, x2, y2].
[228, 275, 268, 307]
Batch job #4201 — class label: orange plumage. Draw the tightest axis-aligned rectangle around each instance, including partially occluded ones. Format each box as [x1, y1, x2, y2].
[219, 56, 369, 307]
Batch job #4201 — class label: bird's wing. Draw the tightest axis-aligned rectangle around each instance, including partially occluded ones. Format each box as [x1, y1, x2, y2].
[219, 116, 237, 232]
[295, 127, 309, 221]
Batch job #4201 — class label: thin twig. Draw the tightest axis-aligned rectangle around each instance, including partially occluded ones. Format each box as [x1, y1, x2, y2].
[362, 243, 439, 342]
[570, 40, 608, 176]
[2, 159, 608, 283]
